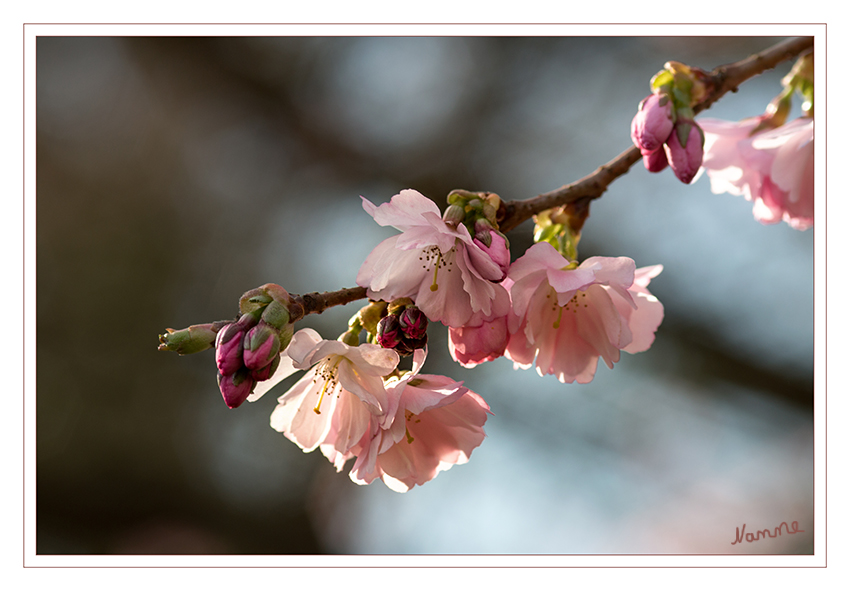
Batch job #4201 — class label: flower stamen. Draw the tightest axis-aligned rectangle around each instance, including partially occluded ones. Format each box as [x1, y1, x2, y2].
[313, 358, 341, 414]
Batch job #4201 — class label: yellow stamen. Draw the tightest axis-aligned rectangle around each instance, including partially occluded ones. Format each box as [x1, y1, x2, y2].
[313, 359, 340, 414]
[313, 376, 332, 414]
[430, 252, 441, 292]
[553, 306, 564, 329]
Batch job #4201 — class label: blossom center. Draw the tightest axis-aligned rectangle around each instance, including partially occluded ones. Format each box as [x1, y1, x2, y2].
[312, 356, 341, 414]
[546, 288, 588, 328]
[418, 245, 455, 292]
[404, 409, 421, 443]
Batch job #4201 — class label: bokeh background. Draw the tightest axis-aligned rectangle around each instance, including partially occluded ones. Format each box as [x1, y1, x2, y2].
[36, 35, 814, 555]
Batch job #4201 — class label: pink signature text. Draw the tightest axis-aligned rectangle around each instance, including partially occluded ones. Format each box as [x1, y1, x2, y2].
[731, 521, 805, 545]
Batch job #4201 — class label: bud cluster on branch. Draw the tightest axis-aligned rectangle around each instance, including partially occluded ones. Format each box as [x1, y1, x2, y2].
[158, 36, 814, 492]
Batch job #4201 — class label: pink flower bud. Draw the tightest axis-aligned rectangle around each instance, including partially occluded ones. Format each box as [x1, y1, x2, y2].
[250, 353, 280, 382]
[242, 322, 281, 370]
[641, 146, 669, 173]
[402, 332, 427, 354]
[217, 368, 256, 409]
[376, 315, 403, 349]
[473, 230, 511, 281]
[664, 122, 704, 184]
[631, 94, 675, 153]
[215, 322, 246, 376]
[398, 307, 428, 340]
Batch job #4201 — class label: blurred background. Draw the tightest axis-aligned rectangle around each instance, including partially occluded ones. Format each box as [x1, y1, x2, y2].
[36, 36, 813, 555]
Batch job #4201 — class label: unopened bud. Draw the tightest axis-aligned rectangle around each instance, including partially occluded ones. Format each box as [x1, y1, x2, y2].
[217, 368, 256, 409]
[398, 307, 428, 340]
[664, 122, 704, 184]
[376, 315, 403, 349]
[387, 297, 414, 316]
[631, 94, 675, 153]
[442, 204, 465, 227]
[357, 300, 388, 335]
[250, 353, 281, 382]
[402, 333, 428, 355]
[158, 323, 217, 355]
[261, 299, 290, 331]
[641, 147, 669, 173]
[242, 322, 281, 370]
[215, 322, 247, 376]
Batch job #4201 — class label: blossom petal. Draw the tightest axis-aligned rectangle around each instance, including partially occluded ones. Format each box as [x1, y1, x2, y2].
[357, 235, 427, 298]
[270, 371, 336, 452]
[361, 189, 442, 231]
[337, 359, 388, 415]
[247, 350, 299, 402]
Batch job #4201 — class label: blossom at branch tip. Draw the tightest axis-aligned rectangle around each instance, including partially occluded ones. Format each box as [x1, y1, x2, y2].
[321, 349, 491, 492]
[356, 189, 510, 328]
[505, 242, 663, 384]
[698, 116, 813, 230]
[268, 328, 400, 456]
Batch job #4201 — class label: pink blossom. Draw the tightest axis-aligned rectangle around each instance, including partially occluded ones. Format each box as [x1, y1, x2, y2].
[505, 242, 663, 384]
[448, 313, 509, 367]
[266, 329, 400, 456]
[323, 350, 491, 492]
[699, 117, 813, 230]
[631, 93, 675, 153]
[356, 189, 510, 328]
[664, 123, 704, 184]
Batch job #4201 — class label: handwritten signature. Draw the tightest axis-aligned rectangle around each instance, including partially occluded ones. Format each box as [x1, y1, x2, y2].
[731, 521, 805, 545]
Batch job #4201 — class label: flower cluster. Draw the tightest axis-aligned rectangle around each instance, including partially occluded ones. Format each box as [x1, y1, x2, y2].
[357, 189, 664, 384]
[158, 42, 813, 494]
[251, 330, 490, 492]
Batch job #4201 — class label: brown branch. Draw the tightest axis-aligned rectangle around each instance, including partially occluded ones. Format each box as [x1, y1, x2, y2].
[289, 286, 369, 322]
[499, 36, 814, 233]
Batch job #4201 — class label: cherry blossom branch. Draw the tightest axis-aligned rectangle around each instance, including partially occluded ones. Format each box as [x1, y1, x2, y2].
[244, 36, 815, 319]
[499, 35, 814, 233]
[288, 286, 368, 322]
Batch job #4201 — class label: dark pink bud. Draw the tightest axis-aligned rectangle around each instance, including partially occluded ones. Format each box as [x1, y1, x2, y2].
[250, 354, 280, 382]
[242, 322, 281, 370]
[217, 368, 256, 409]
[641, 146, 669, 173]
[402, 333, 428, 354]
[631, 94, 675, 153]
[377, 315, 403, 349]
[215, 322, 246, 376]
[664, 122, 704, 184]
[398, 307, 428, 340]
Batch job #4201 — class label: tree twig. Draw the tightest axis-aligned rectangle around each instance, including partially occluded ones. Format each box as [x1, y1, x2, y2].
[499, 36, 814, 233]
